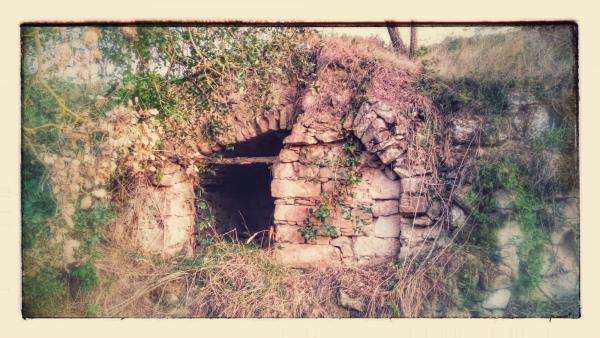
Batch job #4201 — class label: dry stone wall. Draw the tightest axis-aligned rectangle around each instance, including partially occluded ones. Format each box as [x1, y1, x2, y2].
[274, 101, 444, 268]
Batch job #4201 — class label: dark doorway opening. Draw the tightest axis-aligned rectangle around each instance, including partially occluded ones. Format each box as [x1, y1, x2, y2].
[199, 130, 288, 243]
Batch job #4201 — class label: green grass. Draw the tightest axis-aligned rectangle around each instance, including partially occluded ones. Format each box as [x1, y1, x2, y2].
[22, 266, 66, 317]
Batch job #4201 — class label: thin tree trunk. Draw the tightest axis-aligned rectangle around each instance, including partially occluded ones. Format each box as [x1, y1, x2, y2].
[409, 26, 418, 58]
[387, 26, 407, 55]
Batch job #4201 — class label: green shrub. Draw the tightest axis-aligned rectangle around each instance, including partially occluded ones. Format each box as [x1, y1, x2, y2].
[21, 151, 56, 251]
[70, 260, 98, 292]
[22, 266, 66, 317]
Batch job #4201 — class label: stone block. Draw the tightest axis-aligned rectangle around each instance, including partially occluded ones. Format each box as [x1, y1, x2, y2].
[279, 149, 299, 162]
[482, 289, 511, 310]
[293, 163, 320, 178]
[401, 176, 429, 194]
[271, 179, 321, 198]
[365, 168, 401, 199]
[276, 244, 341, 268]
[374, 215, 402, 238]
[331, 236, 354, 257]
[272, 162, 296, 179]
[353, 237, 400, 257]
[372, 200, 399, 217]
[399, 194, 428, 215]
[273, 204, 310, 223]
[275, 225, 304, 243]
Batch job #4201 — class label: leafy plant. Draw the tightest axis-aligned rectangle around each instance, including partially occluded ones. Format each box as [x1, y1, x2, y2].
[22, 266, 66, 317]
[70, 260, 98, 292]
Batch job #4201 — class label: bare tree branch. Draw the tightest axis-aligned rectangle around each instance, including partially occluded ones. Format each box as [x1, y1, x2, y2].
[387, 25, 407, 55]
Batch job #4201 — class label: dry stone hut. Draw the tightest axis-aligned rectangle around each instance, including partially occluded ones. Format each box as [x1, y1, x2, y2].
[127, 37, 446, 268]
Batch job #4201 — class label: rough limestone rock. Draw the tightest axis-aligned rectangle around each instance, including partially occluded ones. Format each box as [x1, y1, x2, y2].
[331, 236, 354, 257]
[271, 179, 321, 198]
[374, 215, 402, 238]
[399, 194, 428, 215]
[496, 221, 522, 277]
[451, 206, 468, 229]
[401, 176, 428, 194]
[337, 289, 366, 312]
[276, 244, 341, 269]
[366, 168, 401, 199]
[372, 200, 399, 217]
[482, 289, 511, 310]
[274, 204, 310, 223]
[449, 116, 480, 144]
[275, 225, 304, 243]
[279, 149, 299, 162]
[353, 237, 400, 257]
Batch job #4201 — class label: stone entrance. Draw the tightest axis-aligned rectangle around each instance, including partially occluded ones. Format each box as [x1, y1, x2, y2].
[200, 130, 289, 242]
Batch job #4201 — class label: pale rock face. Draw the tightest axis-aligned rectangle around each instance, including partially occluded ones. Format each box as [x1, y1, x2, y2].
[63, 239, 81, 265]
[493, 190, 514, 209]
[449, 117, 480, 144]
[539, 271, 579, 298]
[272, 162, 296, 179]
[331, 236, 354, 257]
[450, 206, 467, 229]
[273, 205, 310, 223]
[399, 222, 441, 245]
[132, 163, 196, 257]
[527, 105, 551, 138]
[365, 168, 401, 199]
[372, 200, 399, 217]
[279, 149, 300, 162]
[353, 237, 400, 257]
[275, 225, 304, 243]
[399, 194, 429, 215]
[401, 176, 428, 194]
[482, 289, 511, 310]
[271, 179, 321, 198]
[426, 199, 443, 219]
[276, 244, 342, 268]
[80, 195, 93, 210]
[374, 215, 402, 238]
[496, 221, 522, 277]
[337, 289, 366, 312]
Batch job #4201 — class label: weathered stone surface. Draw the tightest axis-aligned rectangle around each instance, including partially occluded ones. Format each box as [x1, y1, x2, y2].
[373, 103, 396, 124]
[273, 204, 310, 223]
[493, 190, 514, 209]
[377, 145, 405, 164]
[451, 206, 467, 229]
[372, 200, 399, 217]
[392, 159, 431, 178]
[401, 176, 428, 194]
[384, 167, 397, 181]
[353, 237, 400, 257]
[315, 130, 344, 143]
[319, 167, 335, 179]
[374, 215, 402, 238]
[427, 199, 443, 219]
[155, 162, 188, 187]
[275, 225, 304, 243]
[527, 105, 551, 138]
[360, 118, 390, 151]
[337, 289, 366, 312]
[482, 289, 511, 310]
[490, 274, 512, 290]
[404, 215, 433, 227]
[279, 149, 299, 162]
[294, 163, 320, 178]
[400, 222, 441, 245]
[276, 244, 341, 268]
[366, 168, 401, 199]
[539, 272, 579, 298]
[271, 179, 321, 198]
[331, 236, 354, 257]
[449, 117, 480, 144]
[272, 162, 296, 179]
[80, 195, 92, 210]
[399, 194, 428, 215]
[497, 221, 522, 277]
[352, 110, 378, 138]
[284, 126, 318, 145]
[63, 238, 80, 265]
